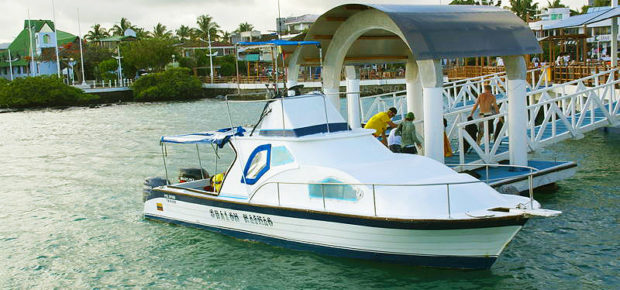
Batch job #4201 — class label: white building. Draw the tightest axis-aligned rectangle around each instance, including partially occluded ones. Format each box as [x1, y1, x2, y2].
[277, 14, 319, 36]
[528, 7, 619, 60]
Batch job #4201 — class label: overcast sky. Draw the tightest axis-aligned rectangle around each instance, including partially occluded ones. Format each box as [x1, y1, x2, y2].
[0, 0, 589, 43]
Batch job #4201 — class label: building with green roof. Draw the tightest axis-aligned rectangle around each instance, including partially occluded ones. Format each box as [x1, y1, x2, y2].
[0, 19, 77, 80]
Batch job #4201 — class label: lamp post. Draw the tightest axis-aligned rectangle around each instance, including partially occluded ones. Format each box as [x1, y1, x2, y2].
[207, 29, 214, 84]
[113, 46, 123, 85]
[77, 8, 87, 87]
[7, 49, 14, 81]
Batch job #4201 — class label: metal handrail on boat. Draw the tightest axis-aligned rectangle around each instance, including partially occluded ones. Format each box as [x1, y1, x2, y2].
[248, 163, 539, 218]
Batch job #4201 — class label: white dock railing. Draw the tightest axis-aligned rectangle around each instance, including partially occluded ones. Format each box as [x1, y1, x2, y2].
[361, 67, 618, 167]
[449, 68, 619, 165]
[360, 66, 550, 119]
[70, 78, 134, 89]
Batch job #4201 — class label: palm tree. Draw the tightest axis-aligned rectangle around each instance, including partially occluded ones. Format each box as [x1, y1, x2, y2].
[111, 17, 135, 36]
[235, 22, 254, 33]
[510, 0, 539, 22]
[221, 31, 231, 43]
[546, 0, 567, 8]
[152, 23, 172, 39]
[85, 24, 109, 41]
[195, 14, 221, 42]
[134, 27, 151, 39]
[176, 25, 191, 42]
[593, 0, 610, 6]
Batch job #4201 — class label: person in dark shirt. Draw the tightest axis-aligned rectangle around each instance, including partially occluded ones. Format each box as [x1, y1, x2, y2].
[493, 116, 504, 142]
[464, 116, 478, 153]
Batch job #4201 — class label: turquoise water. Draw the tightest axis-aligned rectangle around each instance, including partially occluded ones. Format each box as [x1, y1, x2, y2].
[0, 99, 618, 288]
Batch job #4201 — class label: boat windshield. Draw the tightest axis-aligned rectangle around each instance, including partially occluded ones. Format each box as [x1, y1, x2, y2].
[158, 127, 245, 191]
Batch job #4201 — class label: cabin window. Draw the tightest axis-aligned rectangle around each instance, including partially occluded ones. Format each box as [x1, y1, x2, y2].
[43, 34, 51, 44]
[308, 178, 360, 201]
[271, 146, 294, 167]
[242, 144, 271, 185]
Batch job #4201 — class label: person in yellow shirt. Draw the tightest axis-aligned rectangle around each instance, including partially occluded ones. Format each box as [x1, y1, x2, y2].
[364, 107, 398, 146]
[212, 173, 224, 192]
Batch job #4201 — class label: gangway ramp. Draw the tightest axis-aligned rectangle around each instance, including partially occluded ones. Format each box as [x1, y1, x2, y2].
[360, 67, 618, 191]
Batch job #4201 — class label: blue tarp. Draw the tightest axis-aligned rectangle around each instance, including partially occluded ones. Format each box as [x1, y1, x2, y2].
[237, 39, 321, 47]
[160, 127, 246, 148]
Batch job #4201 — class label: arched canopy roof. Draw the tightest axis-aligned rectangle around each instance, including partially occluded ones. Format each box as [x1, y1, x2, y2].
[289, 4, 541, 65]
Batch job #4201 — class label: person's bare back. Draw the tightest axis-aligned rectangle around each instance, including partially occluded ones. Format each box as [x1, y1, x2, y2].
[470, 85, 499, 117]
[476, 92, 497, 114]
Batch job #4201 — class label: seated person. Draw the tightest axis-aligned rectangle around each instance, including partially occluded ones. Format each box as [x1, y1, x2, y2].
[203, 176, 215, 192]
[203, 173, 224, 192]
[212, 173, 224, 192]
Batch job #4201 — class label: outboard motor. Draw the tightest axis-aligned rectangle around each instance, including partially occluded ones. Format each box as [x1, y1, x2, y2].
[178, 168, 209, 183]
[143, 176, 169, 202]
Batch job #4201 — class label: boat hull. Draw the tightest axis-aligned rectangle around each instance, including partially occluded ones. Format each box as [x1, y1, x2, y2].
[144, 189, 526, 269]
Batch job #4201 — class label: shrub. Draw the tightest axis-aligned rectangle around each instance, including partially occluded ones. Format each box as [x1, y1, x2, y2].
[0, 76, 98, 108]
[132, 67, 203, 102]
[97, 59, 119, 82]
[216, 55, 240, 76]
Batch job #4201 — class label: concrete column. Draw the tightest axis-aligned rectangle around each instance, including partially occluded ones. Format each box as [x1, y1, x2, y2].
[321, 9, 406, 113]
[405, 58, 424, 134]
[417, 59, 444, 163]
[504, 55, 528, 167]
[286, 47, 302, 89]
[344, 65, 361, 128]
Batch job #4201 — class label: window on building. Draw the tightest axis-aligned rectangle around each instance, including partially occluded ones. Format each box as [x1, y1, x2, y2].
[43, 34, 51, 44]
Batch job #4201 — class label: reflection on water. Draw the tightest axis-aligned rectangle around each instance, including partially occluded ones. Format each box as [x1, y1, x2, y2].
[0, 99, 617, 288]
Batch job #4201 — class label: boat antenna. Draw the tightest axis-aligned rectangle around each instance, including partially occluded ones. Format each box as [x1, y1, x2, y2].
[249, 100, 274, 136]
[277, 0, 282, 40]
[234, 44, 241, 95]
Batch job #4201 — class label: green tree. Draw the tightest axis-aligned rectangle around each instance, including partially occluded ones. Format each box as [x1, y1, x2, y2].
[221, 31, 231, 43]
[152, 23, 172, 39]
[195, 14, 221, 41]
[85, 24, 109, 41]
[0, 76, 97, 108]
[215, 55, 237, 76]
[97, 59, 119, 81]
[235, 22, 254, 33]
[111, 17, 136, 36]
[189, 28, 201, 41]
[176, 25, 191, 42]
[133, 27, 150, 39]
[546, 0, 566, 8]
[593, 0, 610, 6]
[121, 38, 177, 74]
[58, 41, 113, 81]
[132, 67, 202, 101]
[510, 0, 539, 21]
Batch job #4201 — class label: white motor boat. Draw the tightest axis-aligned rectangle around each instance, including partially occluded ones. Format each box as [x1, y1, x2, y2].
[143, 92, 560, 269]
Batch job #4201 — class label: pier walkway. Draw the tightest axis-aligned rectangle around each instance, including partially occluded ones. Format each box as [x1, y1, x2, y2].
[361, 67, 619, 173]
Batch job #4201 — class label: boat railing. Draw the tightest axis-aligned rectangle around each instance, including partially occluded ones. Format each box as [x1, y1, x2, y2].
[249, 163, 539, 218]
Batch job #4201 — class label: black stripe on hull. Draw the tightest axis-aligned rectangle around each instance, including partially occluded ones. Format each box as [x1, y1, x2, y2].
[146, 188, 528, 230]
[145, 214, 498, 269]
